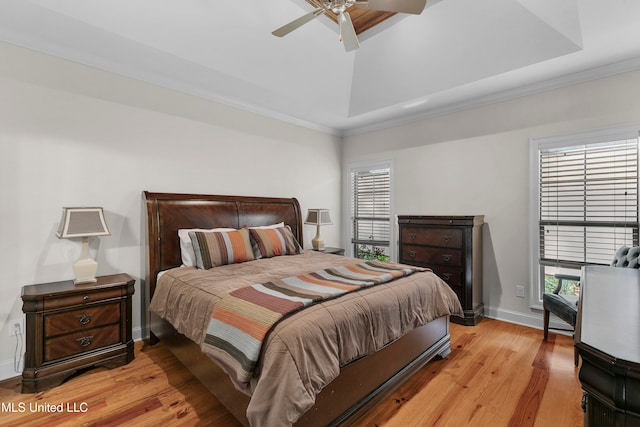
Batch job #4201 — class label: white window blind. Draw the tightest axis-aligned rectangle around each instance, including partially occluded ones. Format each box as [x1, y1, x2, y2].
[539, 138, 639, 269]
[351, 167, 391, 258]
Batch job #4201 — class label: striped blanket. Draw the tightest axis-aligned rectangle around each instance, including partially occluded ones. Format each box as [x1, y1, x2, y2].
[202, 260, 425, 385]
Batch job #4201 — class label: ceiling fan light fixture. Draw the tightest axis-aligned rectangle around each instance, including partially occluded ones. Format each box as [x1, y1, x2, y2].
[324, 0, 355, 14]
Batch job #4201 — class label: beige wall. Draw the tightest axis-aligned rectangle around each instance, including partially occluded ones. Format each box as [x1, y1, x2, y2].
[343, 68, 640, 327]
[0, 43, 342, 379]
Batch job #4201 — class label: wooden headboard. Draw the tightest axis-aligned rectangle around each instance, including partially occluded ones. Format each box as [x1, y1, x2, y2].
[142, 191, 303, 329]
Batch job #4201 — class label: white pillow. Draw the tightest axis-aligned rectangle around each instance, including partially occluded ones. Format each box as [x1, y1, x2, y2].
[249, 222, 284, 230]
[178, 228, 235, 267]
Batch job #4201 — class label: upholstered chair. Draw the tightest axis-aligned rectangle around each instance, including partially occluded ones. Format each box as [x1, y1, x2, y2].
[543, 246, 640, 365]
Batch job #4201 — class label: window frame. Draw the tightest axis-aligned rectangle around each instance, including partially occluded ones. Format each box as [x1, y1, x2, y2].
[529, 124, 640, 308]
[346, 160, 394, 261]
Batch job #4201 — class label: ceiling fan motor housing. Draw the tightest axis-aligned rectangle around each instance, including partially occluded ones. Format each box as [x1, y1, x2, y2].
[323, 0, 355, 13]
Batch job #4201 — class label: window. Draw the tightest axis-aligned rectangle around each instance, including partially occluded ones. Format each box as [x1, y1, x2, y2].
[530, 126, 639, 306]
[349, 163, 392, 261]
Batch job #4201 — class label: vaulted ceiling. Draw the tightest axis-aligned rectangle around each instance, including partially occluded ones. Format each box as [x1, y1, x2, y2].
[1, 0, 640, 135]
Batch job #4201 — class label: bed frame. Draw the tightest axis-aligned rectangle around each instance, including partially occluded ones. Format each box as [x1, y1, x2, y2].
[143, 191, 452, 426]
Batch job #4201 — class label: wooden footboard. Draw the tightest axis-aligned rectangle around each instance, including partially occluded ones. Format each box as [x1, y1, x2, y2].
[150, 312, 451, 426]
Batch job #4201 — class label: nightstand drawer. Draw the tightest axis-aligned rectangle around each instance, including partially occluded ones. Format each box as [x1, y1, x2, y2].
[401, 245, 463, 267]
[45, 303, 120, 337]
[43, 288, 123, 310]
[401, 227, 462, 248]
[44, 324, 121, 362]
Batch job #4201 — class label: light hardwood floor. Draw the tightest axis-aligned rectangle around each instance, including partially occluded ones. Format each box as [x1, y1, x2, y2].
[0, 318, 583, 426]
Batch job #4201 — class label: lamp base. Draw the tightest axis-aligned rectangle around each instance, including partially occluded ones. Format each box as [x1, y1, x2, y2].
[73, 257, 98, 285]
[311, 236, 325, 251]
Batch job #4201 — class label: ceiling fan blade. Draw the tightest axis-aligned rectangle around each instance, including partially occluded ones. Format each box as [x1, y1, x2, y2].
[272, 7, 325, 37]
[339, 11, 360, 52]
[354, 0, 427, 14]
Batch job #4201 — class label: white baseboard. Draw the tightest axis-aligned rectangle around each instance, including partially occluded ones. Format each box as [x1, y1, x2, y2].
[484, 305, 573, 336]
[0, 326, 144, 382]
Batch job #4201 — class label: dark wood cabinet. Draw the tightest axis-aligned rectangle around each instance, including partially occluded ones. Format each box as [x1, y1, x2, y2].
[575, 266, 640, 426]
[21, 273, 135, 393]
[398, 215, 484, 326]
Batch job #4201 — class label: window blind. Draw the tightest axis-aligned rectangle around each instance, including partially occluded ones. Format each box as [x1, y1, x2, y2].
[351, 168, 391, 250]
[539, 138, 639, 268]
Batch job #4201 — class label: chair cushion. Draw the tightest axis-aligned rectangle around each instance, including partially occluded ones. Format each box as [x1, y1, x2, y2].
[610, 246, 640, 268]
[543, 293, 577, 327]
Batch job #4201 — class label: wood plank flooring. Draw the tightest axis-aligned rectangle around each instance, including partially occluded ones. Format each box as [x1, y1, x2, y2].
[0, 319, 583, 426]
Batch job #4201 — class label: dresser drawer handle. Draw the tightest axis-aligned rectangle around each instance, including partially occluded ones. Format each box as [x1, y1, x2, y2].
[76, 314, 93, 325]
[409, 251, 416, 258]
[409, 233, 416, 240]
[76, 336, 93, 347]
[443, 236, 451, 243]
[83, 295, 90, 302]
[442, 254, 452, 262]
[442, 273, 452, 281]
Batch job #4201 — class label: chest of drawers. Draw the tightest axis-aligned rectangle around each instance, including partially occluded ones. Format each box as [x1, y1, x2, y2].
[21, 273, 135, 393]
[398, 215, 484, 325]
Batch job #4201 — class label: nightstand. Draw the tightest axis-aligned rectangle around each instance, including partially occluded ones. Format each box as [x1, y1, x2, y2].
[21, 273, 135, 393]
[313, 247, 345, 256]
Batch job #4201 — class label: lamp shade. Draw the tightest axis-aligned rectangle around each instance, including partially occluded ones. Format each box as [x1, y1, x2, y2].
[304, 209, 332, 226]
[56, 207, 110, 239]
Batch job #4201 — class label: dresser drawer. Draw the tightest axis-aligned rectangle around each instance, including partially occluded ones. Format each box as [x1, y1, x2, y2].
[45, 303, 120, 337]
[401, 226, 462, 248]
[43, 288, 123, 310]
[44, 324, 121, 362]
[430, 266, 463, 287]
[401, 245, 463, 267]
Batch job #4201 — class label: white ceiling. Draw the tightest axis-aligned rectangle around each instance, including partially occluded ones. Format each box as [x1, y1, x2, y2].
[1, 0, 640, 135]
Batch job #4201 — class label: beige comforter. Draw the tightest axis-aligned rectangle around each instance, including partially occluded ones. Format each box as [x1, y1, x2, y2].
[150, 251, 463, 426]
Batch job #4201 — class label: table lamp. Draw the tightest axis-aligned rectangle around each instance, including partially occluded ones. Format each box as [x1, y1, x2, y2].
[56, 207, 110, 284]
[304, 208, 332, 250]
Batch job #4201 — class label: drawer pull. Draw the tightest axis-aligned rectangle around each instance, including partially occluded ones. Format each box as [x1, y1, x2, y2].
[442, 254, 452, 262]
[409, 251, 416, 258]
[409, 233, 416, 240]
[83, 295, 90, 302]
[443, 236, 450, 243]
[76, 314, 93, 325]
[442, 273, 452, 281]
[76, 336, 93, 347]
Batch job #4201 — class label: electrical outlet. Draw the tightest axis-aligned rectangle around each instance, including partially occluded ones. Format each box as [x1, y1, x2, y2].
[8, 318, 23, 337]
[516, 285, 525, 298]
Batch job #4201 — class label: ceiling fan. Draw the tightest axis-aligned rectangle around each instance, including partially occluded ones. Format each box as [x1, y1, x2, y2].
[272, 0, 427, 52]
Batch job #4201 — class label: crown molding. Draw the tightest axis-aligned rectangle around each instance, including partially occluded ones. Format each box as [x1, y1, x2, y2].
[342, 56, 640, 137]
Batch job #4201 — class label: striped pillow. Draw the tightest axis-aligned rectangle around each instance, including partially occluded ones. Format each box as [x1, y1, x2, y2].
[249, 226, 302, 259]
[189, 228, 255, 269]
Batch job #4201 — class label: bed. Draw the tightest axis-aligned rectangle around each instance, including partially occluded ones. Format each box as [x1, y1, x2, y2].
[143, 191, 462, 426]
